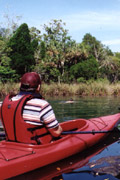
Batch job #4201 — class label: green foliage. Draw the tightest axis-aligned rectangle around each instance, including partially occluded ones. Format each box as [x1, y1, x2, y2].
[29, 27, 41, 42]
[115, 52, 120, 58]
[77, 77, 86, 83]
[8, 23, 35, 75]
[99, 55, 120, 83]
[49, 67, 61, 82]
[34, 62, 61, 83]
[0, 66, 17, 82]
[40, 41, 46, 59]
[82, 33, 112, 62]
[0, 38, 17, 82]
[70, 56, 99, 81]
[1, 18, 120, 84]
[42, 19, 75, 77]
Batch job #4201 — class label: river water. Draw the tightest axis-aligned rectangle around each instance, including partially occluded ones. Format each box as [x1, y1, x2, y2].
[49, 96, 120, 121]
[3, 96, 120, 179]
[48, 96, 120, 180]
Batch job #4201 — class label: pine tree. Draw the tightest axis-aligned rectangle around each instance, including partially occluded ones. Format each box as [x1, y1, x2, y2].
[8, 23, 35, 75]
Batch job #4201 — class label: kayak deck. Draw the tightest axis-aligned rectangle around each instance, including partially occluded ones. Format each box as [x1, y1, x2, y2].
[0, 144, 34, 161]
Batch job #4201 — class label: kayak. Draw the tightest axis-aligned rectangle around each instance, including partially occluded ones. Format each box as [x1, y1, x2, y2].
[10, 130, 120, 180]
[0, 113, 120, 179]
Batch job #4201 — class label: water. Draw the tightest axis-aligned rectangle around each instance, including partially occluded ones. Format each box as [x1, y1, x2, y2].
[48, 96, 120, 121]
[48, 96, 120, 180]
[3, 96, 120, 179]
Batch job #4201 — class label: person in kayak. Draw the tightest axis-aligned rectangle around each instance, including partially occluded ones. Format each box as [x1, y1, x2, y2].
[0, 72, 62, 144]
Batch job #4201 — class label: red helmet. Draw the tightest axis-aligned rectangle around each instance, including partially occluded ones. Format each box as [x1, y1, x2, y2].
[20, 72, 41, 91]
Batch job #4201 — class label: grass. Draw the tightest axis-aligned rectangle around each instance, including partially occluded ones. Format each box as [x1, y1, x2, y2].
[0, 82, 19, 98]
[1, 81, 120, 97]
[41, 81, 120, 97]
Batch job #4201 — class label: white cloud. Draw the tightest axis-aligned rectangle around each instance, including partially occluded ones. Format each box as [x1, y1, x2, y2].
[102, 39, 120, 45]
[27, 10, 120, 32]
[62, 11, 120, 31]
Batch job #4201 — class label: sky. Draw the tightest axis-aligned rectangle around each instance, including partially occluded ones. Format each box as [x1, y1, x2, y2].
[0, 0, 120, 52]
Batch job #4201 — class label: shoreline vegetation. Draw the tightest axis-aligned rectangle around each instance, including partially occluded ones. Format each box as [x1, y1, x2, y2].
[1, 21, 120, 94]
[1, 80, 120, 98]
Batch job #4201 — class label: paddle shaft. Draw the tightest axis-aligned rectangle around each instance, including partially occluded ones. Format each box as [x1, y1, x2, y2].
[0, 129, 119, 139]
[61, 129, 118, 135]
[0, 132, 5, 137]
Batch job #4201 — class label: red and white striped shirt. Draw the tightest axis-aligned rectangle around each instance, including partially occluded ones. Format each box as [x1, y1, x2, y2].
[11, 94, 59, 129]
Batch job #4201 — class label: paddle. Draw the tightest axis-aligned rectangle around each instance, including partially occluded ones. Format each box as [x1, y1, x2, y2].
[0, 129, 119, 140]
[0, 132, 5, 138]
[61, 129, 119, 135]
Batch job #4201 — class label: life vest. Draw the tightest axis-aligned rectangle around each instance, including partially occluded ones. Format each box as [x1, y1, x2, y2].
[1, 94, 52, 145]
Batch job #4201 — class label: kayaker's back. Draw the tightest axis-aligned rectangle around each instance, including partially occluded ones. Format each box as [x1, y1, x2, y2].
[0, 94, 53, 144]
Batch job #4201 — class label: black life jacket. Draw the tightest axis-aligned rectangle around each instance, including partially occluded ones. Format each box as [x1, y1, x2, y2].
[1, 94, 52, 144]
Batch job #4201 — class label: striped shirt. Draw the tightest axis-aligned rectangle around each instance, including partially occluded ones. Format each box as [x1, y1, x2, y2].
[5, 94, 59, 129]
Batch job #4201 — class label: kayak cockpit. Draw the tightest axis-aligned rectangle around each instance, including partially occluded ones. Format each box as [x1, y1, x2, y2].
[61, 119, 89, 132]
[0, 119, 89, 151]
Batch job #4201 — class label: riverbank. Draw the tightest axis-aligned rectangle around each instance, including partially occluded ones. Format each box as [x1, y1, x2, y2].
[42, 82, 120, 96]
[0, 81, 120, 97]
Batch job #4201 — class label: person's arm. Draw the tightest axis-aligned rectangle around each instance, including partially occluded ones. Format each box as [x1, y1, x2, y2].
[41, 102, 62, 137]
[49, 125, 62, 137]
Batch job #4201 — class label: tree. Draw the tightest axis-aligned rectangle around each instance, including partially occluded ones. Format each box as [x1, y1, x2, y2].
[115, 52, 120, 59]
[99, 55, 120, 83]
[70, 56, 99, 81]
[82, 33, 113, 62]
[0, 38, 16, 82]
[8, 23, 35, 75]
[29, 27, 41, 63]
[41, 19, 74, 80]
[40, 41, 46, 60]
[64, 42, 89, 68]
[1, 12, 21, 40]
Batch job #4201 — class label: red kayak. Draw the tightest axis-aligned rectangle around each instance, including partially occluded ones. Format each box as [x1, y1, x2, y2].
[10, 130, 120, 180]
[0, 113, 120, 179]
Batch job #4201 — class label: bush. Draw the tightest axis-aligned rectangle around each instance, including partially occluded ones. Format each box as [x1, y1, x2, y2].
[77, 77, 86, 83]
[70, 56, 99, 81]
